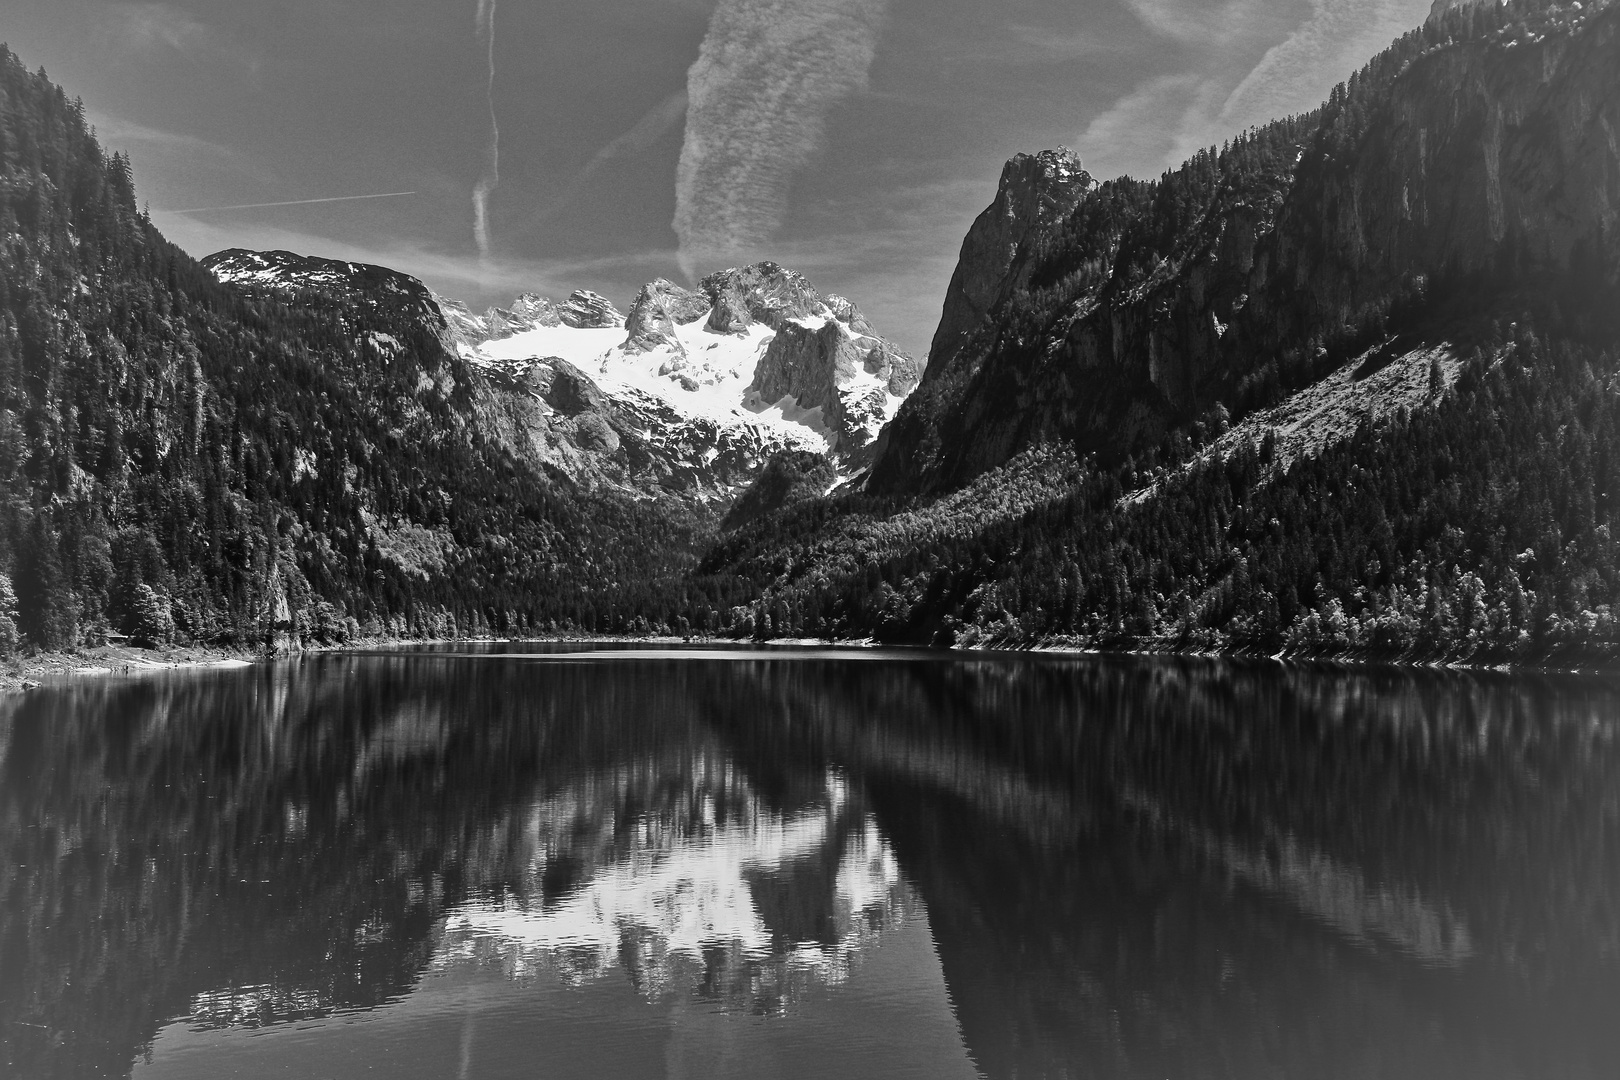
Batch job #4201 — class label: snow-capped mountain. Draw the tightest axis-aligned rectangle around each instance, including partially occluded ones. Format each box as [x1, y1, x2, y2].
[204, 251, 920, 503]
[444, 262, 921, 465]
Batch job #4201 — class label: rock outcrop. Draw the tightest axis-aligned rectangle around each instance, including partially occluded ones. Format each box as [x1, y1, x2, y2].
[926, 149, 1094, 372]
[435, 288, 625, 351]
[700, 262, 825, 334]
[750, 319, 923, 455]
[557, 290, 625, 329]
[436, 293, 564, 349]
[622, 279, 710, 355]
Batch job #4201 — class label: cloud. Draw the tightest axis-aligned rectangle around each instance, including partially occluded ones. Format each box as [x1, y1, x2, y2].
[672, 0, 891, 280]
[1123, 0, 1278, 46]
[103, 1, 262, 79]
[109, 2, 213, 53]
[472, 0, 501, 261]
[1079, 73, 1207, 179]
[1003, 25, 1113, 63]
[1216, 0, 1429, 133]
[88, 112, 234, 158]
[1081, 0, 1430, 178]
[86, 110, 271, 211]
[945, 24, 1115, 65]
[162, 191, 418, 215]
[520, 90, 690, 236]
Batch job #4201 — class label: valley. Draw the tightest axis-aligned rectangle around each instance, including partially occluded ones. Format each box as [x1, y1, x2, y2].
[0, 0, 1617, 666]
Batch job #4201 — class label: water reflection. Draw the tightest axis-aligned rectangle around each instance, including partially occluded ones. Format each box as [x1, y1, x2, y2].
[435, 768, 910, 1011]
[0, 649, 1617, 1079]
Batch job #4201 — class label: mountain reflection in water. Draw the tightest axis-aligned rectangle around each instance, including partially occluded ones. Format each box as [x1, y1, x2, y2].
[435, 768, 910, 1010]
[1, 646, 1618, 1079]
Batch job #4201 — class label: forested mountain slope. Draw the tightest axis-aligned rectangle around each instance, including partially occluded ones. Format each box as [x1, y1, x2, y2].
[0, 46, 706, 651]
[3, 0, 1617, 665]
[869, 0, 1619, 495]
[694, 0, 1620, 663]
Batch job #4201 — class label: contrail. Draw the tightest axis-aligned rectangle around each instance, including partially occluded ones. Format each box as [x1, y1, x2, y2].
[473, 0, 500, 260]
[162, 191, 418, 214]
[673, 0, 891, 281]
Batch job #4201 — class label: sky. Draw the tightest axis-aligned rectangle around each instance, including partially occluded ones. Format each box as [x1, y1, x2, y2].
[2, 0, 1434, 357]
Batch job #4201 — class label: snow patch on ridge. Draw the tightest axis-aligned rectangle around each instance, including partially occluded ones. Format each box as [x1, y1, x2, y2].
[462, 301, 849, 457]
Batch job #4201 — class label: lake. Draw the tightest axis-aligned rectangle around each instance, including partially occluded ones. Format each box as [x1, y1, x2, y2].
[1, 644, 1617, 1079]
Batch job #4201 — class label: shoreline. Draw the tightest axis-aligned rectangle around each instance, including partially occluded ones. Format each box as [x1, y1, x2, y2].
[0, 643, 260, 696]
[1022, 641, 1620, 678]
[5, 633, 1615, 697]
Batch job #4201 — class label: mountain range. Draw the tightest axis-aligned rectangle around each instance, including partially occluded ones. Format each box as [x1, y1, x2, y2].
[1, 0, 1617, 664]
[204, 249, 919, 503]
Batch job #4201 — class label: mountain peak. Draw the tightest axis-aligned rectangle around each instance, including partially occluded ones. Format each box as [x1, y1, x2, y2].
[557, 290, 625, 329]
[699, 262, 825, 335]
[911, 146, 1094, 388]
[203, 248, 431, 299]
[623, 279, 710, 355]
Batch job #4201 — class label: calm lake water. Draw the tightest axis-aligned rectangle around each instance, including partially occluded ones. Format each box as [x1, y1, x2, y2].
[2, 644, 1618, 1079]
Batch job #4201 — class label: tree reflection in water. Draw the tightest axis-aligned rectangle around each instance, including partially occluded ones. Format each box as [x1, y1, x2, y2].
[0, 648, 1617, 1079]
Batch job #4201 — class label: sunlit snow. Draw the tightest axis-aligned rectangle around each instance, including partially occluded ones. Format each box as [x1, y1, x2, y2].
[466, 311, 838, 454]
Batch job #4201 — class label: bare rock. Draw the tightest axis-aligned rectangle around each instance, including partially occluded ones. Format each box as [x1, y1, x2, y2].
[558, 290, 625, 329]
[623, 279, 710, 355]
[701, 262, 824, 334]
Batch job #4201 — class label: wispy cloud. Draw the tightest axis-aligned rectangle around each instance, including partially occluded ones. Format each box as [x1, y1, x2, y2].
[472, 0, 501, 261]
[89, 112, 234, 158]
[86, 109, 272, 209]
[521, 90, 690, 236]
[1004, 24, 1114, 63]
[162, 191, 418, 215]
[1217, 0, 1429, 133]
[109, 2, 213, 53]
[1081, 0, 1429, 179]
[672, 0, 892, 281]
[1123, 0, 1277, 46]
[1079, 73, 1207, 179]
[945, 24, 1115, 65]
[104, 1, 259, 74]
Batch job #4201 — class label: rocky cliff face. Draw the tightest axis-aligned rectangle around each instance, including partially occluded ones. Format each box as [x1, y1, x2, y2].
[864, 149, 1093, 491]
[927, 149, 1094, 371]
[749, 318, 922, 458]
[868, 0, 1620, 496]
[1430, 0, 1483, 20]
[1271, 2, 1619, 327]
[622, 279, 710, 355]
[699, 262, 823, 334]
[706, 263, 924, 456]
[437, 289, 625, 352]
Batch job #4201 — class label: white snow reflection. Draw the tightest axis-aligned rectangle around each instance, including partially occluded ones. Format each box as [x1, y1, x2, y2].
[433, 767, 914, 1010]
